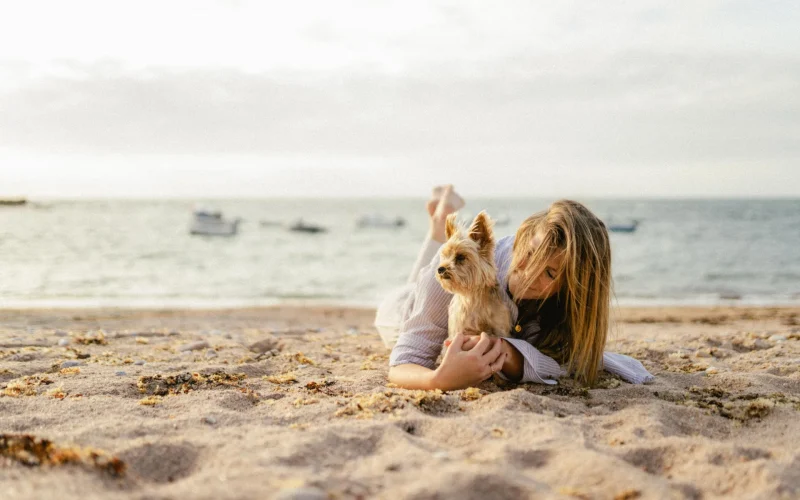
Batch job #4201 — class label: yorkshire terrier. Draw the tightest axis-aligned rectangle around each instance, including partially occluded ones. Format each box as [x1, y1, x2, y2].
[436, 211, 512, 339]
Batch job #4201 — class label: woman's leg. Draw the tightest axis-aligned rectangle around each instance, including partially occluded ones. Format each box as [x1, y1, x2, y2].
[376, 186, 464, 348]
[407, 185, 465, 283]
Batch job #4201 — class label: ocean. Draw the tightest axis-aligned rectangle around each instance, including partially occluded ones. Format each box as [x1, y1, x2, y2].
[1, 198, 798, 308]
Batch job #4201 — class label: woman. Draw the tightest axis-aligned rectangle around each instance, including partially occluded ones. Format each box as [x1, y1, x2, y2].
[376, 185, 654, 391]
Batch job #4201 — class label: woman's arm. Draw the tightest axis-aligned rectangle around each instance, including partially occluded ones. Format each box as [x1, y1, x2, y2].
[391, 333, 506, 391]
[388, 364, 437, 390]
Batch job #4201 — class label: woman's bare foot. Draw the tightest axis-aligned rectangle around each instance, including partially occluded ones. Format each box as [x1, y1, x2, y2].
[428, 185, 465, 243]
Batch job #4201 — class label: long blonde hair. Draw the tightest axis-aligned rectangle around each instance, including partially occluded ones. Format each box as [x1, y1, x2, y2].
[510, 200, 611, 386]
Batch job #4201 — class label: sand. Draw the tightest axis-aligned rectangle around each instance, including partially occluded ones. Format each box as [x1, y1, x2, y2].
[1, 305, 799, 500]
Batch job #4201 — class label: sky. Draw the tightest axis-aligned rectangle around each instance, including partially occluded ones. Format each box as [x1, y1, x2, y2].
[0, 1, 799, 198]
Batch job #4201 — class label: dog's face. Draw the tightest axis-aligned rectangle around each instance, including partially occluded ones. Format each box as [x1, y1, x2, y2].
[435, 211, 497, 294]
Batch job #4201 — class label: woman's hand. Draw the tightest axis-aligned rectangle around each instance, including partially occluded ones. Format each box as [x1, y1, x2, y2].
[432, 332, 506, 391]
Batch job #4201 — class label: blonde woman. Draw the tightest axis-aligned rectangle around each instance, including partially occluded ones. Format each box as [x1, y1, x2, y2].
[376, 185, 654, 390]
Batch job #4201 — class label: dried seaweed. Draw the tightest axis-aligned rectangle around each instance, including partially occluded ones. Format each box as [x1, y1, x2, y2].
[335, 389, 446, 419]
[137, 371, 246, 396]
[74, 332, 108, 345]
[0, 434, 125, 477]
[3, 375, 54, 397]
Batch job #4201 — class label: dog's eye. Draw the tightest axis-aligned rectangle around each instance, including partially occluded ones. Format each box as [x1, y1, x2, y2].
[455, 254, 466, 263]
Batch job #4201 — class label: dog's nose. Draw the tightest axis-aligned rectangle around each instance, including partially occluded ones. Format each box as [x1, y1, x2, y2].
[437, 266, 446, 275]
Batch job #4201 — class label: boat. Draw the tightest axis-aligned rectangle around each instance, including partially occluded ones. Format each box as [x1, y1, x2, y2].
[189, 209, 240, 236]
[494, 214, 511, 227]
[608, 219, 640, 233]
[0, 198, 27, 206]
[356, 214, 406, 229]
[289, 219, 327, 234]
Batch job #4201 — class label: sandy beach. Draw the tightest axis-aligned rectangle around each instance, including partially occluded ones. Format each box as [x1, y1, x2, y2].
[1, 305, 798, 499]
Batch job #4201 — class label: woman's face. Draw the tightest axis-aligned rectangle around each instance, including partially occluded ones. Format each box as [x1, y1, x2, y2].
[509, 232, 564, 300]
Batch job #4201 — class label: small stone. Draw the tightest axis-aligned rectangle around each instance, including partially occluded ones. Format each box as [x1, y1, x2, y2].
[134, 360, 146, 366]
[705, 367, 719, 375]
[346, 327, 359, 335]
[694, 348, 712, 358]
[115, 371, 126, 376]
[206, 349, 218, 358]
[249, 337, 281, 354]
[55, 330, 68, 337]
[61, 361, 83, 368]
[753, 339, 770, 350]
[432, 451, 449, 460]
[769, 334, 787, 342]
[58, 338, 70, 347]
[274, 487, 327, 500]
[179, 340, 210, 352]
[203, 415, 218, 425]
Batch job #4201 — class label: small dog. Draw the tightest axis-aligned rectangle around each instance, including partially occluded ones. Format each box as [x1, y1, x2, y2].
[436, 211, 512, 339]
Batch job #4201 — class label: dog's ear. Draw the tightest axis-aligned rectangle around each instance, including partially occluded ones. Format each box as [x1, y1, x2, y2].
[468, 211, 494, 253]
[445, 213, 459, 240]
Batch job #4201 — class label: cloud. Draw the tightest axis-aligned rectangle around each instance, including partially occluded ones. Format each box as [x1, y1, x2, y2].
[1, 51, 798, 170]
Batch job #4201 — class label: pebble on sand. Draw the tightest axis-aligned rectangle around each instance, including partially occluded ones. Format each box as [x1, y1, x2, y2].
[61, 361, 83, 368]
[57, 338, 70, 347]
[248, 337, 282, 354]
[179, 340, 210, 352]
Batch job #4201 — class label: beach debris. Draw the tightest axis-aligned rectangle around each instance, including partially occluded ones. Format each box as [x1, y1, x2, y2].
[461, 387, 483, 401]
[0, 433, 125, 477]
[60, 367, 81, 376]
[48, 386, 66, 400]
[293, 398, 318, 407]
[137, 371, 247, 396]
[654, 386, 797, 422]
[74, 332, 107, 345]
[334, 389, 446, 419]
[3, 375, 54, 397]
[614, 490, 642, 500]
[289, 352, 316, 365]
[66, 347, 91, 359]
[139, 395, 162, 406]
[264, 372, 298, 385]
[178, 340, 210, 352]
[491, 427, 507, 438]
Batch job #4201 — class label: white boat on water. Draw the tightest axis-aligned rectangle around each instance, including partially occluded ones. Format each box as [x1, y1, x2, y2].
[356, 214, 406, 229]
[190, 209, 240, 236]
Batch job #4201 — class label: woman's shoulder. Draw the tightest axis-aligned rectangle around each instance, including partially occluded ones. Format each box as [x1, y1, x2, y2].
[495, 235, 515, 263]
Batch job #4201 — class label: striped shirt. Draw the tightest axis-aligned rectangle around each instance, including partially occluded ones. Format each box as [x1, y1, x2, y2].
[389, 235, 654, 385]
